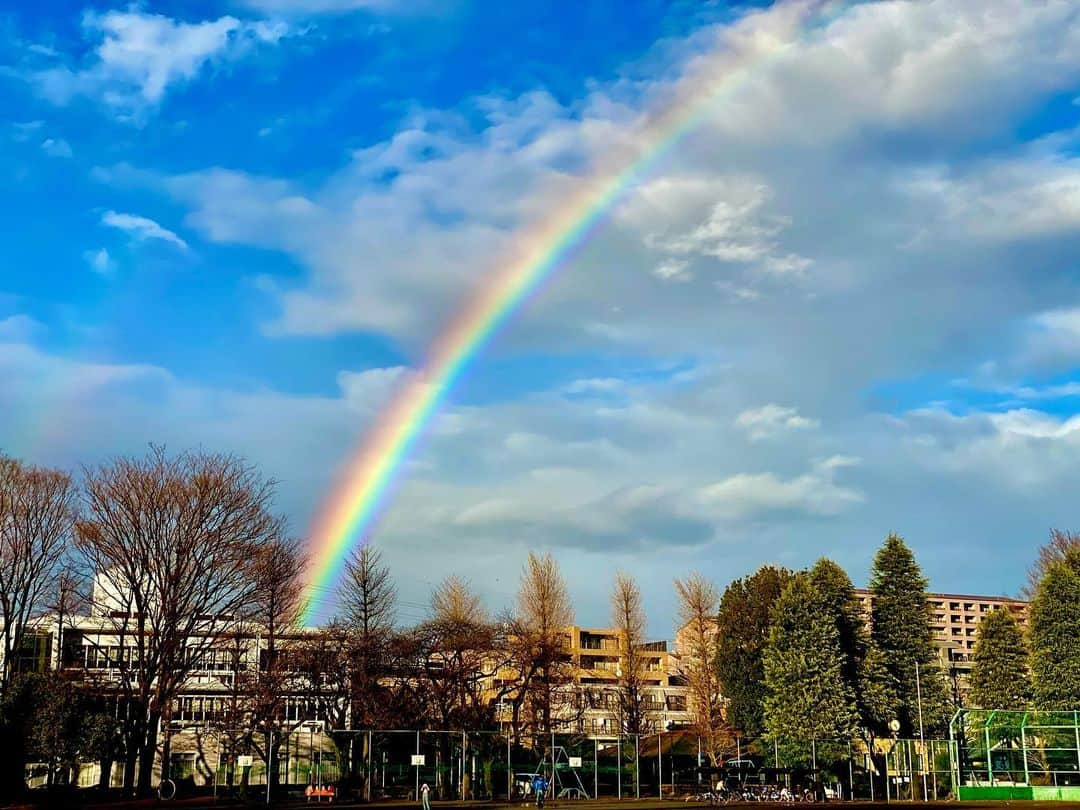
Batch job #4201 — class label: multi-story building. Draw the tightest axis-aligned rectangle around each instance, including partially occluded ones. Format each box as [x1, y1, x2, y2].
[854, 589, 1028, 697]
[562, 626, 689, 736]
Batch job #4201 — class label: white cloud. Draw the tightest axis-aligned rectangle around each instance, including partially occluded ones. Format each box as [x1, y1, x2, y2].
[736, 404, 820, 441]
[83, 247, 117, 277]
[239, 0, 397, 12]
[0, 315, 44, 343]
[29, 10, 291, 115]
[102, 211, 188, 250]
[653, 259, 692, 283]
[644, 179, 807, 271]
[696, 457, 863, 520]
[40, 137, 72, 158]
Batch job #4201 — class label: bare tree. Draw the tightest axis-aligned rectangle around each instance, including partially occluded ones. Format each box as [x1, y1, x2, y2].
[74, 447, 282, 795]
[242, 536, 306, 796]
[502, 551, 578, 747]
[431, 575, 486, 625]
[1024, 529, 1080, 599]
[611, 571, 654, 735]
[674, 573, 728, 765]
[339, 545, 396, 729]
[0, 455, 77, 687]
[413, 576, 500, 798]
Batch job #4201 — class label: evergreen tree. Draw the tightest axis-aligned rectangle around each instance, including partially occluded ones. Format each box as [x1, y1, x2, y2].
[716, 565, 793, 736]
[969, 606, 1031, 709]
[808, 559, 898, 739]
[1030, 547, 1080, 709]
[869, 534, 950, 736]
[763, 575, 857, 742]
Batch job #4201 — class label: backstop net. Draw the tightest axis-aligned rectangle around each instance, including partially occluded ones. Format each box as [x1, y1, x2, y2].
[951, 708, 1080, 801]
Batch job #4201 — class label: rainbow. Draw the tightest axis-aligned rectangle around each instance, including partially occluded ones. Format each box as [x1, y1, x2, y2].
[300, 1, 832, 625]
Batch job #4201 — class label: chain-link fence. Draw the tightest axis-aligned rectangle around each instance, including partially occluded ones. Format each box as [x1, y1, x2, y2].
[951, 709, 1080, 800]
[54, 724, 957, 800]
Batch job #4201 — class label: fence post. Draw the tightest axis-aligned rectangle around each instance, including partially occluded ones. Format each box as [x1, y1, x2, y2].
[657, 732, 662, 799]
[635, 735, 640, 799]
[594, 737, 598, 799]
[1074, 711, 1080, 775]
[617, 736, 622, 799]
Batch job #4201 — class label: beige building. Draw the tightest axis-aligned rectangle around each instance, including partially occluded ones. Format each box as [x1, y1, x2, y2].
[855, 589, 1028, 695]
[562, 626, 689, 735]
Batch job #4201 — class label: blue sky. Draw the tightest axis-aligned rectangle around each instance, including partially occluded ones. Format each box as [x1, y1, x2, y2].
[4, 0, 1080, 631]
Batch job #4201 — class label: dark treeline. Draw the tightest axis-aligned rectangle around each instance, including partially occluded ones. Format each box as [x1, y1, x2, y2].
[1, 447, 1077, 800]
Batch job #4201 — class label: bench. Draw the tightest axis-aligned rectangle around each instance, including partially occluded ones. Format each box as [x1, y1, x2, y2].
[306, 786, 337, 803]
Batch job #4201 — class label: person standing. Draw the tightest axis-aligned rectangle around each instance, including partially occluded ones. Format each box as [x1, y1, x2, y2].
[421, 782, 431, 810]
[532, 774, 547, 809]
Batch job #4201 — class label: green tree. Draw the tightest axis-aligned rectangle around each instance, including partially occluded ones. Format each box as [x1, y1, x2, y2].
[763, 575, 857, 742]
[969, 607, 1031, 709]
[715, 565, 793, 736]
[869, 534, 950, 736]
[1030, 547, 1080, 709]
[808, 559, 898, 743]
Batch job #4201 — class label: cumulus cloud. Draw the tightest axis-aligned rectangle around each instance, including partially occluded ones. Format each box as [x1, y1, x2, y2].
[27, 10, 290, 115]
[696, 457, 862, 520]
[238, 0, 399, 12]
[102, 211, 188, 250]
[736, 404, 820, 441]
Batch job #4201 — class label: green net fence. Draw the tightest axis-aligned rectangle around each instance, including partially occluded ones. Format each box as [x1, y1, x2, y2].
[951, 709, 1080, 789]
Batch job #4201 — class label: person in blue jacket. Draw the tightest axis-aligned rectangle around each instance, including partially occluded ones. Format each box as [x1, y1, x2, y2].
[532, 774, 548, 808]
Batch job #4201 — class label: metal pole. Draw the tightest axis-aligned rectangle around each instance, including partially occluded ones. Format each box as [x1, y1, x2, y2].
[635, 735, 640, 798]
[986, 723, 993, 785]
[266, 730, 272, 806]
[657, 733, 662, 799]
[868, 745, 874, 802]
[697, 736, 701, 792]
[617, 736, 622, 799]
[848, 743, 854, 801]
[1074, 711, 1080, 775]
[462, 731, 467, 800]
[1021, 724, 1030, 787]
[416, 730, 420, 801]
[507, 735, 512, 801]
[885, 744, 891, 804]
[367, 730, 373, 802]
[916, 661, 928, 801]
[594, 737, 598, 800]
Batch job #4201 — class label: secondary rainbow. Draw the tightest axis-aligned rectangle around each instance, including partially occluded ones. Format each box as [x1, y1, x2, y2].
[300, 2, 831, 625]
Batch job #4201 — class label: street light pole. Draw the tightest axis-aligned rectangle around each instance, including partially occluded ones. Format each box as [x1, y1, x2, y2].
[916, 661, 928, 802]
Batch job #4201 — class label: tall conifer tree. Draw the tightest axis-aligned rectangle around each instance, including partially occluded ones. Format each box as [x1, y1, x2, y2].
[763, 575, 857, 742]
[716, 565, 793, 736]
[869, 534, 950, 735]
[1030, 547, 1080, 709]
[969, 606, 1030, 709]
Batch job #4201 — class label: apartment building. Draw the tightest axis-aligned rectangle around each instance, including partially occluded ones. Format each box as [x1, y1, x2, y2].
[854, 589, 1028, 695]
[562, 626, 690, 736]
